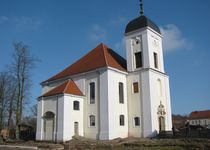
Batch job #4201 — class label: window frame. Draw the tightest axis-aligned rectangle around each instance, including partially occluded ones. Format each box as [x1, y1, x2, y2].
[135, 51, 143, 69]
[89, 82, 95, 104]
[119, 115, 125, 126]
[134, 117, 140, 126]
[89, 115, 96, 127]
[73, 101, 80, 111]
[119, 82, 124, 104]
[153, 52, 158, 69]
[133, 82, 139, 93]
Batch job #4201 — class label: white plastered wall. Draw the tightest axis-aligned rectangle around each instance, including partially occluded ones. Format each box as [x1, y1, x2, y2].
[127, 72, 142, 137]
[62, 95, 84, 141]
[36, 99, 44, 140]
[84, 73, 100, 139]
[106, 69, 128, 139]
[141, 70, 172, 137]
[36, 96, 60, 141]
[99, 69, 109, 140]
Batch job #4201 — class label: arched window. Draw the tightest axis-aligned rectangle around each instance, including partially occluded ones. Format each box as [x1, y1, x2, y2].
[73, 101, 79, 110]
[119, 82, 124, 103]
[153, 52, 158, 69]
[119, 115, 125, 126]
[89, 115, 95, 126]
[43, 111, 55, 119]
[135, 51, 142, 68]
[89, 82, 95, 104]
[134, 117, 140, 126]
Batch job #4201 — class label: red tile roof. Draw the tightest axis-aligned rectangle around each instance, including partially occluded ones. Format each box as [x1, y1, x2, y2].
[44, 43, 127, 83]
[41, 79, 84, 97]
[189, 110, 210, 120]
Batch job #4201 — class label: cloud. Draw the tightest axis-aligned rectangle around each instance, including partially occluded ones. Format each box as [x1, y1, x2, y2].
[0, 16, 9, 23]
[160, 24, 192, 52]
[88, 16, 127, 42]
[111, 16, 127, 27]
[0, 16, 41, 30]
[88, 24, 107, 42]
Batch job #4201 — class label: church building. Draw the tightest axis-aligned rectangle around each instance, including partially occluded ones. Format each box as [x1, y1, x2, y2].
[36, 1, 172, 142]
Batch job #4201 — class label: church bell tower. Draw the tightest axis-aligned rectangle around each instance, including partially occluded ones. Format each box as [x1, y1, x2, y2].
[125, 0, 172, 137]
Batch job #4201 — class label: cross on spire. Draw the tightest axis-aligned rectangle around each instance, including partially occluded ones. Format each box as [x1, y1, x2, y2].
[139, 0, 144, 16]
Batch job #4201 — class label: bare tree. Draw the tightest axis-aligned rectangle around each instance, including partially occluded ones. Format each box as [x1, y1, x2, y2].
[0, 72, 8, 130]
[7, 77, 17, 129]
[10, 42, 37, 139]
[0, 72, 17, 130]
[30, 104, 37, 118]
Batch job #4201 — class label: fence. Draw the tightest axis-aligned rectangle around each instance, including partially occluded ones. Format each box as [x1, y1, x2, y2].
[158, 128, 210, 139]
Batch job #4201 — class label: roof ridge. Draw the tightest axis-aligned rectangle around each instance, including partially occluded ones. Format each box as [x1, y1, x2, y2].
[101, 43, 108, 66]
[44, 43, 127, 83]
[71, 79, 80, 91]
[63, 79, 71, 93]
[66, 79, 84, 96]
[40, 79, 84, 98]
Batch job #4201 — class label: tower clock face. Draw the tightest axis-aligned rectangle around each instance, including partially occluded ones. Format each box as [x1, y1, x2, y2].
[132, 37, 141, 51]
[133, 40, 141, 51]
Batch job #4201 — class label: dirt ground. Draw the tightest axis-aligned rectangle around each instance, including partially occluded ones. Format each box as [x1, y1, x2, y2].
[65, 136, 210, 150]
[0, 137, 210, 150]
[0, 140, 64, 150]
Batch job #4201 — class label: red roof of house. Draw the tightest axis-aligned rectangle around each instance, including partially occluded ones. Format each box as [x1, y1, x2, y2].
[44, 43, 127, 83]
[189, 110, 210, 120]
[41, 79, 84, 97]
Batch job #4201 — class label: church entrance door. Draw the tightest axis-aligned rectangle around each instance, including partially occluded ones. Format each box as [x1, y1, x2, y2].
[43, 111, 55, 141]
[45, 119, 54, 140]
[159, 116, 165, 131]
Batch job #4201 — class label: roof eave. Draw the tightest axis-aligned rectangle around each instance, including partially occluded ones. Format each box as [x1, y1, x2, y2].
[41, 66, 108, 86]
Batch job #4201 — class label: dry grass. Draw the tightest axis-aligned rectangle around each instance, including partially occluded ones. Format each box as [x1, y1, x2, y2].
[65, 136, 210, 150]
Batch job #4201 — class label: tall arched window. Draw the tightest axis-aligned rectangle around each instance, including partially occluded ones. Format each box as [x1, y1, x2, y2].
[119, 82, 124, 103]
[73, 101, 79, 110]
[119, 115, 125, 126]
[89, 115, 95, 126]
[89, 82, 95, 104]
[153, 52, 158, 69]
[157, 79, 162, 96]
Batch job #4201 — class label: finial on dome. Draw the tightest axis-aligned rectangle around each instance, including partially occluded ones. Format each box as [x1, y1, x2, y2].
[139, 0, 144, 16]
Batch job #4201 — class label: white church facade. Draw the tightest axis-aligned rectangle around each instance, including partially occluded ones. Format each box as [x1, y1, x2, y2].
[36, 4, 172, 142]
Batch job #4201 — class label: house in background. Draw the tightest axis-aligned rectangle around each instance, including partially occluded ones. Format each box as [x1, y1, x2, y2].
[36, 2, 172, 142]
[172, 114, 188, 129]
[189, 110, 210, 127]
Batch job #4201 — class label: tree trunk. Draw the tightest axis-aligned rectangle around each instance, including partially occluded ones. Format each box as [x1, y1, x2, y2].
[7, 90, 15, 128]
[16, 77, 21, 140]
[0, 87, 4, 130]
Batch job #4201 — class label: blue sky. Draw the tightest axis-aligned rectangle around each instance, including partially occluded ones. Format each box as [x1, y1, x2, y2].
[0, 0, 209, 115]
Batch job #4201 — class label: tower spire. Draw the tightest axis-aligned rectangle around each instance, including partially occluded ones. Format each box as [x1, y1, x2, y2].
[139, 0, 144, 16]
